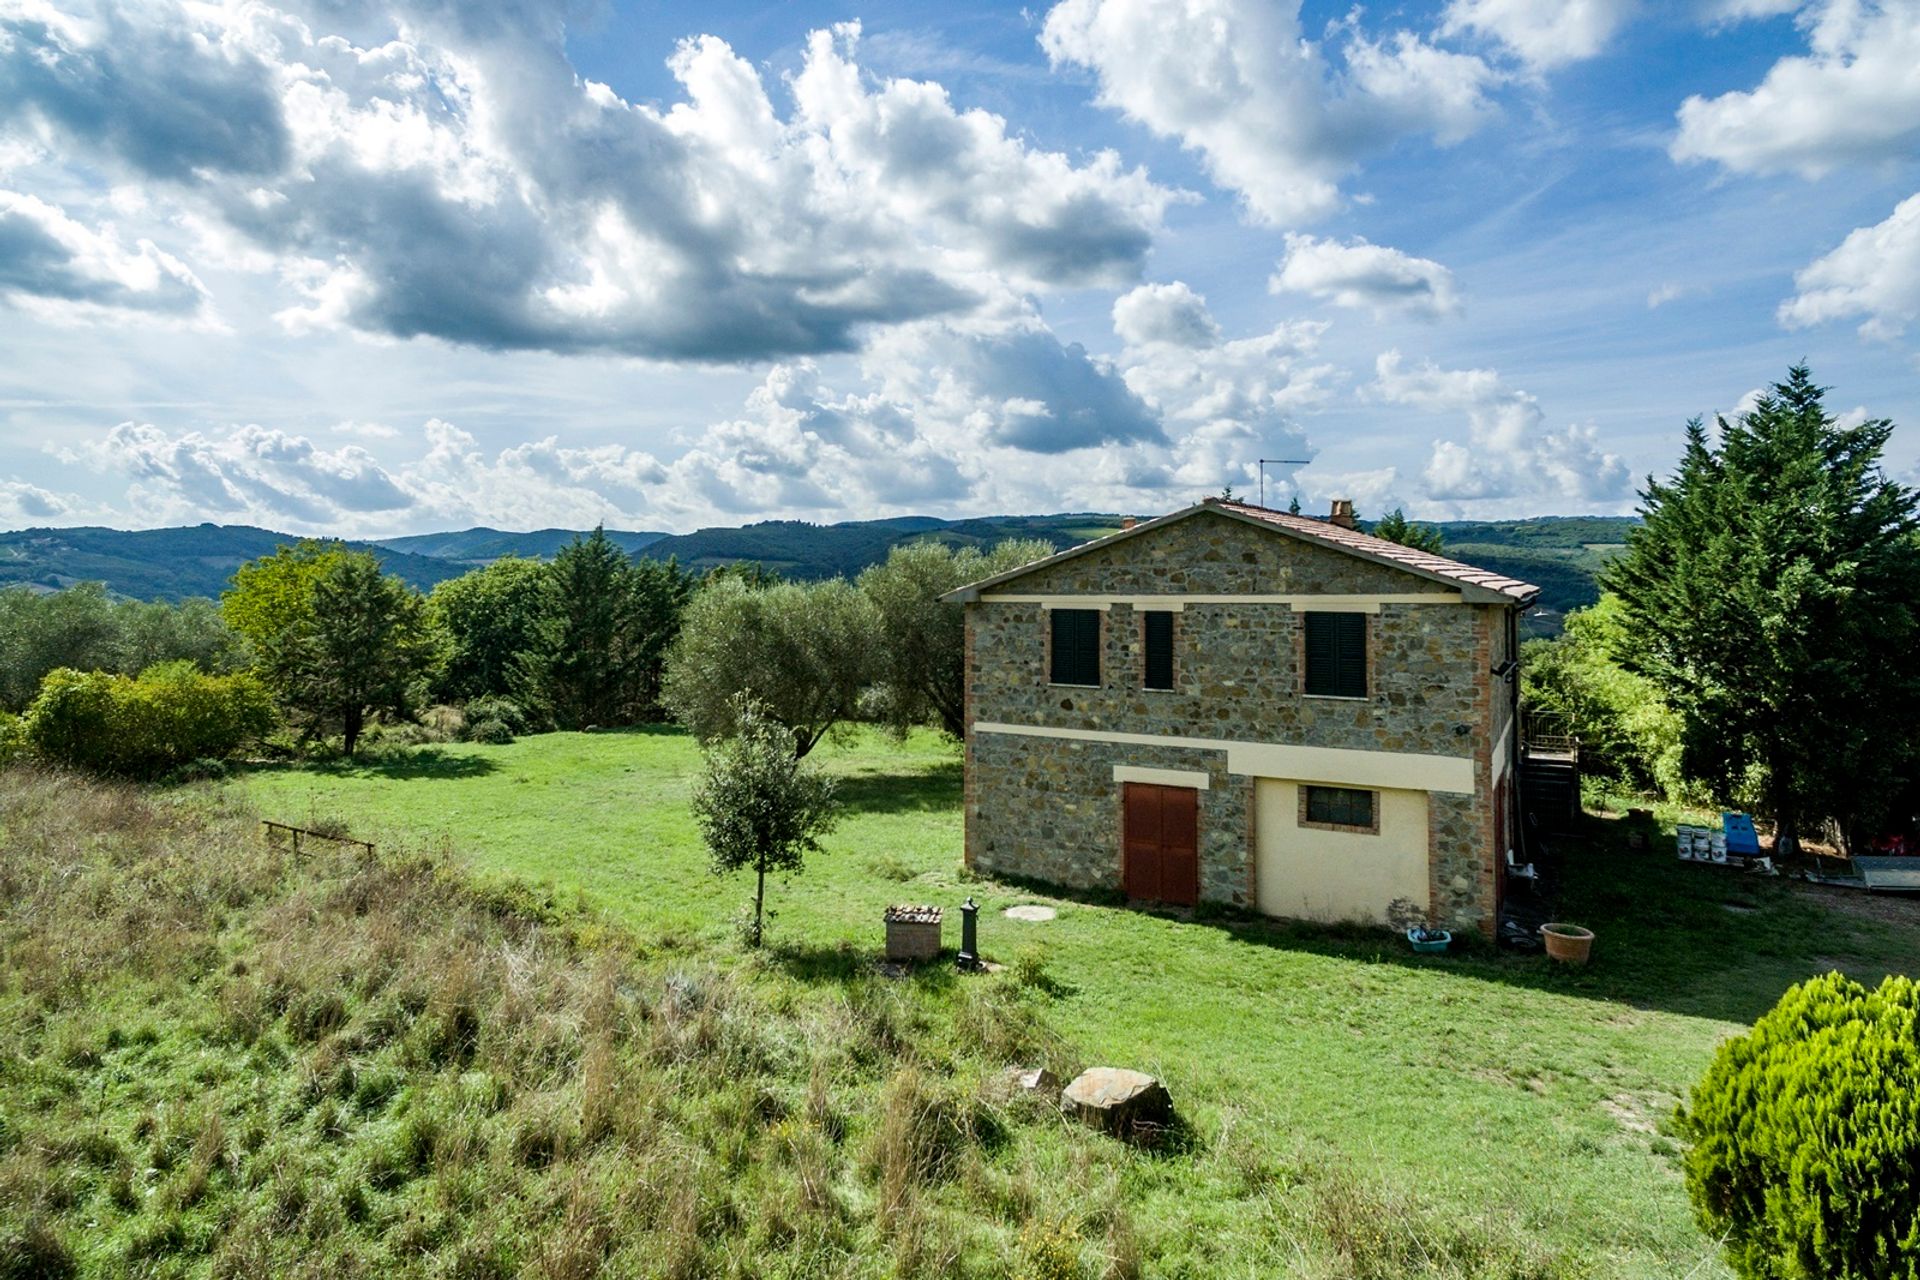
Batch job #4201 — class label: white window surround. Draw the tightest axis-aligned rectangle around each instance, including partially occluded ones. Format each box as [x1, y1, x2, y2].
[1113, 766, 1211, 790]
[973, 720, 1476, 795]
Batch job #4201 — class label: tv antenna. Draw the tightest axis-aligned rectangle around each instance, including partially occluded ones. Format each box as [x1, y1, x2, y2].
[1257, 458, 1312, 510]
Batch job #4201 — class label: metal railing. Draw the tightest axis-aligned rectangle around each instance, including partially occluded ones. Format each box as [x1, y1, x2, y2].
[261, 819, 374, 856]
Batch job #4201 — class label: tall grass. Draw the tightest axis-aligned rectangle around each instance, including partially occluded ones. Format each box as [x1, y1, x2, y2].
[0, 767, 1597, 1277]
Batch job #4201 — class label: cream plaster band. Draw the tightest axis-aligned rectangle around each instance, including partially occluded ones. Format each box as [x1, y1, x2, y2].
[983, 593, 1461, 613]
[973, 721, 1476, 795]
[1490, 720, 1515, 787]
[1112, 765, 1212, 790]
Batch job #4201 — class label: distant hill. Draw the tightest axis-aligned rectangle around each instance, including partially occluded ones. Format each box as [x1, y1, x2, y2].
[1423, 515, 1638, 634]
[0, 511, 1637, 624]
[375, 527, 667, 564]
[0, 524, 466, 600]
[634, 514, 1129, 579]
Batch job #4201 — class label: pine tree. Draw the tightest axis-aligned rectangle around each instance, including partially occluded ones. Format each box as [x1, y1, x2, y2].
[1372, 508, 1446, 553]
[1607, 366, 1920, 852]
[534, 527, 639, 729]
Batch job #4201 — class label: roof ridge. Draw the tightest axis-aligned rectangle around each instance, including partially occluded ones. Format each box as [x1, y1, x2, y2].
[1205, 498, 1538, 601]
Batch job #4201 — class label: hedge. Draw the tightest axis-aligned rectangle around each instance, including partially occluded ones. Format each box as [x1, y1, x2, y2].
[20, 663, 276, 779]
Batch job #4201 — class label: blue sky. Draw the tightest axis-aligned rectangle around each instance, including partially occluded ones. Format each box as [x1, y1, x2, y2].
[1, 0, 1916, 534]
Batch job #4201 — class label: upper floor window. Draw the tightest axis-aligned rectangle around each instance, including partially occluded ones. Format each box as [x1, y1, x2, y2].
[1050, 608, 1101, 686]
[1304, 611, 1367, 698]
[1142, 610, 1174, 690]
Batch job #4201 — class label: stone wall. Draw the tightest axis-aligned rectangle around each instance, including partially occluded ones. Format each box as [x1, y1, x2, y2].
[964, 508, 1515, 932]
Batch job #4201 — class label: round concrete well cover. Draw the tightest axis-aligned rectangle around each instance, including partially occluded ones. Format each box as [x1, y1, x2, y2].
[1004, 904, 1057, 922]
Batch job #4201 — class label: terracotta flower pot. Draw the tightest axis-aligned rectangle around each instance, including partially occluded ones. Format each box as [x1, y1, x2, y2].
[1540, 923, 1594, 965]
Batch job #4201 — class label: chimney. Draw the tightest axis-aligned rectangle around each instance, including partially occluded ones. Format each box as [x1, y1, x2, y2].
[1122, 517, 1137, 530]
[1328, 498, 1356, 529]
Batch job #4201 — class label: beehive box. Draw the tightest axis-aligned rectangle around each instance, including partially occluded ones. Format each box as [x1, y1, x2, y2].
[884, 904, 943, 961]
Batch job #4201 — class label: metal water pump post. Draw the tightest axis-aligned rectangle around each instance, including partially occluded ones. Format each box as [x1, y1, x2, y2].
[957, 896, 981, 971]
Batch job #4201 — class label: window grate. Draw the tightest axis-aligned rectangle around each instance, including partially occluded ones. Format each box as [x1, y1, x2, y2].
[1305, 785, 1375, 828]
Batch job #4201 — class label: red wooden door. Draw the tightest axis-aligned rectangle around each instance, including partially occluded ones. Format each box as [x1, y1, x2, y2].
[1123, 784, 1199, 906]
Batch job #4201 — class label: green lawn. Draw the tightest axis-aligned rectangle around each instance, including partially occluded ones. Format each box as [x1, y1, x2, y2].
[229, 727, 1920, 1278]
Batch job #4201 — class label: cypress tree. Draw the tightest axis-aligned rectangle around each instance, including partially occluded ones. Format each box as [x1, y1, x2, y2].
[1607, 366, 1920, 852]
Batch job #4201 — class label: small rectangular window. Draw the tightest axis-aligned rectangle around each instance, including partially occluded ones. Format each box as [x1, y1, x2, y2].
[1142, 611, 1174, 690]
[1050, 608, 1101, 686]
[1304, 611, 1367, 698]
[1305, 785, 1375, 828]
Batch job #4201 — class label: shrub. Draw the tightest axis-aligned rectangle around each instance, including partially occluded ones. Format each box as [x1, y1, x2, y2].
[20, 663, 276, 779]
[464, 696, 529, 735]
[462, 716, 514, 745]
[1680, 972, 1920, 1280]
[0, 711, 23, 768]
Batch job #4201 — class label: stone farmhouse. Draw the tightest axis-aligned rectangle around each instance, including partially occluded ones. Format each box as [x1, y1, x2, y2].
[941, 498, 1540, 936]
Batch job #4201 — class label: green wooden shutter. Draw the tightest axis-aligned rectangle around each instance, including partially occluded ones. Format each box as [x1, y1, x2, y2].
[1305, 612, 1367, 698]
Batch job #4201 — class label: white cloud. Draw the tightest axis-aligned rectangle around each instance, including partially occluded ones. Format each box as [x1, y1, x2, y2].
[1779, 192, 1920, 340]
[1039, 0, 1497, 225]
[67, 422, 413, 526]
[1270, 233, 1461, 320]
[0, 189, 211, 321]
[0, 478, 71, 521]
[0, 3, 1178, 358]
[1369, 350, 1631, 508]
[1701, 0, 1807, 20]
[1442, 0, 1638, 69]
[1647, 282, 1685, 308]
[1110, 282, 1334, 495]
[1111, 282, 1222, 349]
[1672, 0, 1920, 176]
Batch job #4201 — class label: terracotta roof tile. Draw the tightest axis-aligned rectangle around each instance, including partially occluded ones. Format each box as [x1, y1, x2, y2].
[1208, 499, 1539, 603]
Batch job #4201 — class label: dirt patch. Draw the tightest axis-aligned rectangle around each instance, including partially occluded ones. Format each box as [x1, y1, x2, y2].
[1796, 880, 1920, 928]
[1003, 905, 1057, 922]
[1601, 1091, 1670, 1135]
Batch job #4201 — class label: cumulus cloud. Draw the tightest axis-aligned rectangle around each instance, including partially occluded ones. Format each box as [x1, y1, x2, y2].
[69, 422, 413, 526]
[1441, 0, 1638, 69]
[0, 3, 1177, 358]
[1112, 282, 1222, 349]
[0, 189, 210, 320]
[1672, 0, 1920, 176]
[1369, 350, 1630, 508]
[0, 3, 291, 180]
[1109, 282, 1332, 495]
[0, 478, 70, 521]
[1039, 0, 1497, 224]
[1269, 233, 1460, 320]
[1779, 192, 1920, 340]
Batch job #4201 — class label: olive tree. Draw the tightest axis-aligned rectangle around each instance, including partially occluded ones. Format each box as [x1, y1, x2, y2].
[857, 538, 1054, 739]
[661, 576, 878, 757]
[690, 696, 838, 947]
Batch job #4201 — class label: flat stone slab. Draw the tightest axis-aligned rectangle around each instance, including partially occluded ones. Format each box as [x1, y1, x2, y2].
[1062, 1067, 1173, 1140]
[1003, 905, 1057, 922]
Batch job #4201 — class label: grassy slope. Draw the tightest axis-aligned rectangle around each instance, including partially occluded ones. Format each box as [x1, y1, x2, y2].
[228, 728, 1920, 1277]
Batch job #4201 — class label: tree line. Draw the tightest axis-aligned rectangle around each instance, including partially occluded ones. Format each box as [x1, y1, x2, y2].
[1524, 365, 1920, 852]
[0, 527, 1053, 778]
